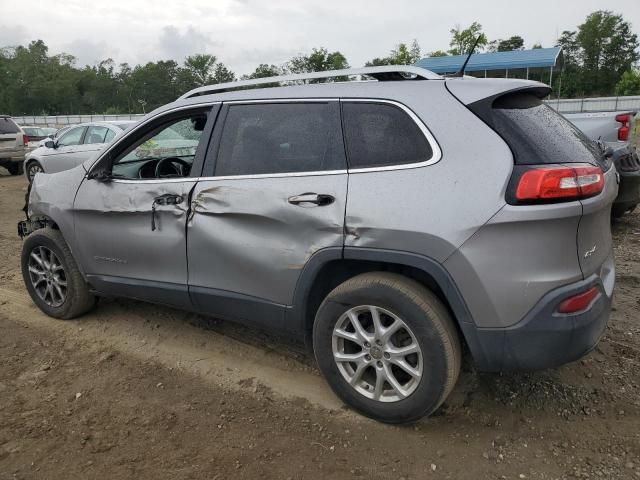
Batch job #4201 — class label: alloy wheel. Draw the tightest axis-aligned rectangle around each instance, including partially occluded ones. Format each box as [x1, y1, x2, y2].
[332, 305, 423, 402]
[28, 163, 43, 183]
[28, 246, 67, 307]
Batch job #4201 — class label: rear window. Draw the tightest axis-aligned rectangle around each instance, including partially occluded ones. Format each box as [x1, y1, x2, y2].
[0, 118, 20, 134]
[342, 102, 433, 169]
[477, 92, 600, 165]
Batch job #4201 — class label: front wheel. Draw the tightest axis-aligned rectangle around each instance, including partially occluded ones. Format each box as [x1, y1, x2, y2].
[313, 272, 461, 423]
[26, 161, 44, 183]
[21, 228, 96, 319]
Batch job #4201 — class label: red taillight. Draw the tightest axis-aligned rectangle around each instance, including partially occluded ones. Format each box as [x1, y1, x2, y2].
[557, 287, 600, 314]
[23, 134, 29, 146]
[515, 165, 604, 202]
[615, 113, 630, 142]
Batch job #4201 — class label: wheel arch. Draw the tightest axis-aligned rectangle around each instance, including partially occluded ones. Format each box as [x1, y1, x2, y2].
[289, 247, 485, 364]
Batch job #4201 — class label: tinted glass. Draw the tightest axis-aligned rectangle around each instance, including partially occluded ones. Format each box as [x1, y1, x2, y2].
[58, 127, 85, 147]
[215, 103, 344, 176]
[489, 93, 600, 165]
[84, 126, 109, 144]
[342, 102, 432, 169]
[0, 118, 20, 134]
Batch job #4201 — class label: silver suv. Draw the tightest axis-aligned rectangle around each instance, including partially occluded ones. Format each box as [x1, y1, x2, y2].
[18, 67, 617, 423]
[0, 115, 27, 175]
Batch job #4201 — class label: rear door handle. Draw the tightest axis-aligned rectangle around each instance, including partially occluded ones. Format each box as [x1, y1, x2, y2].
[288, 193, 335, 207]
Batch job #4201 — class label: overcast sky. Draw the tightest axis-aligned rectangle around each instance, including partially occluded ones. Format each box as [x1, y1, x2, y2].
[1, 0, 638, 76]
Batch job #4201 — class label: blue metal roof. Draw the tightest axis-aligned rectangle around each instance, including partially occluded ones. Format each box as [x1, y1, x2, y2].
[415, 47, 562, 74]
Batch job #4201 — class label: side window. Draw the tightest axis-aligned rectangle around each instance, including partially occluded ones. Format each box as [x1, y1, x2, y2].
[110, 113, 208, 180]
[104, 129, 116, 143]
[84, 126, 110, 144]
[57, 127, 86, 147]
[215, 102, 345, 176]
[342, 102, 433, 169]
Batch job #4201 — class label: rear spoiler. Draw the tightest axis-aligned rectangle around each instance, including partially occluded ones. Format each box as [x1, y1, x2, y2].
[444, 78, 551, 105]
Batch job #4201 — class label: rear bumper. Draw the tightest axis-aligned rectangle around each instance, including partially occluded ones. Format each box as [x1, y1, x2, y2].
[462, 268, 613, 372]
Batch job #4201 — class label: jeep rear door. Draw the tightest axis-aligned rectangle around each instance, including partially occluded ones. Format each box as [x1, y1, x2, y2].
[186, 101, 347, 328]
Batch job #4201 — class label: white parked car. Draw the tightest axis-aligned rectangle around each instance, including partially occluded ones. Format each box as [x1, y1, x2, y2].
[24, 121, 136, 183]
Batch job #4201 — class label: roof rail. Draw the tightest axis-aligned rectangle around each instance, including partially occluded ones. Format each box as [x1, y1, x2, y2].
[178, 66, 441, 100]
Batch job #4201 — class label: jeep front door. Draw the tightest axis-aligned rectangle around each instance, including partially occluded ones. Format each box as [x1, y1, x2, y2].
[73, 106, 218, 308]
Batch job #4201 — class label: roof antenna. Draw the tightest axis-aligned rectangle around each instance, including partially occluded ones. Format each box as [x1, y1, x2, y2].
[450, 35, 482, 77]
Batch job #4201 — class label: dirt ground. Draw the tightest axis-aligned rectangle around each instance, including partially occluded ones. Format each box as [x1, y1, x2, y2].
[1, 160, 640, 480]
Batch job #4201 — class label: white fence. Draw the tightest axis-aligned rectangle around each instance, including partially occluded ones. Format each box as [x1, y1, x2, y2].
[11, 95, 640, 126]
[544, 96, 640, 113]
[12, 114, 145, 127]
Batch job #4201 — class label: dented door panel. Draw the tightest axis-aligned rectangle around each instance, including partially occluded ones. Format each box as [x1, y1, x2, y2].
[187, 174, 347, 306]
[73, 179, 197, 303]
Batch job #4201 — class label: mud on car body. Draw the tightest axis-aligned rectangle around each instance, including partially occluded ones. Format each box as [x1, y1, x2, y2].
[19, 66, 617, 423]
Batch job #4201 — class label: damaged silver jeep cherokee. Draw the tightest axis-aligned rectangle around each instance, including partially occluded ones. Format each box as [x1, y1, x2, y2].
[19, 66, 617, 423]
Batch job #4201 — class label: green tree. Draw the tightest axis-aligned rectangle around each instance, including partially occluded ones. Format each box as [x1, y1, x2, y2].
[427, 50, 448, 57]
[448, 22, 488, 55]
[497, 36, 525, 52]
[287, 47, 349, 74]
[242, 64, 284, 79]
[578, 11, 639, 95]
[182, 54, 235, 87]
[365, 40, 422, 66]
[615, 70, 640, 95]
[183, 54, 218, 85]
[531, 43, 543, 49]
[556, 11, 639, 97]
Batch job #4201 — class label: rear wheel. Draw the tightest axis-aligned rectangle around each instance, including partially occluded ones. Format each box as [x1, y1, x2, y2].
[21, 228, 96, 319]
[313, 272, 461, 423]
[6, 162, 23, 176]
[26, 161, 44, 183]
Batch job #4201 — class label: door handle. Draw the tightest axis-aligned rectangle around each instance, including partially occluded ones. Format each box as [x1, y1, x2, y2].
[151, 194, 184, 231]
[288, 193, 335, 207]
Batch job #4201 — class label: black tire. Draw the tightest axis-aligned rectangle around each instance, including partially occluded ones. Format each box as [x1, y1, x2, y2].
[26, 160, 43, 183]
[313, 272, 461, 424]
[612, 203, 637, 219]
[6, 162, 23, 176]
[21, 228, 96, 319]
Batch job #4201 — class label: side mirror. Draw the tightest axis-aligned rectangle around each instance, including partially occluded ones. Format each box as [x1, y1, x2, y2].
[87, 170, 112, 182]
[44, 140, 56, 149]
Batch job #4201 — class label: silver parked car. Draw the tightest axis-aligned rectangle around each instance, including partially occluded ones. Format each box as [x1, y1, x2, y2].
[24, 121, 136, 183]
[18, 66, 617, 423]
